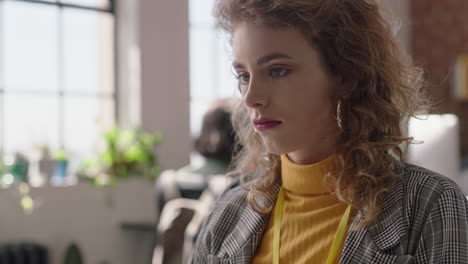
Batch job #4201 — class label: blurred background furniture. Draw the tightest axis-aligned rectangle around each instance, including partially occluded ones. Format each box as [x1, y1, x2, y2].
[407, 114, 460, 178]
[152, 175, 232, 264]
[407, 114, 467, 192]
[0, 180, 155, 264]
[0, 243, 48, 264]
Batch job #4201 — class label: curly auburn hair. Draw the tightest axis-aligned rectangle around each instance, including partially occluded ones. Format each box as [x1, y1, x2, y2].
[214, 0, 430, 229]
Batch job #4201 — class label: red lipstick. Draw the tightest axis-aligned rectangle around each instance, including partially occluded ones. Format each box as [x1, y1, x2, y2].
[253, 118, 282, 131]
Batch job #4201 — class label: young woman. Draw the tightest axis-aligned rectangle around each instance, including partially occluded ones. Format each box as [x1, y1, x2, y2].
[191, 0, 468, 263]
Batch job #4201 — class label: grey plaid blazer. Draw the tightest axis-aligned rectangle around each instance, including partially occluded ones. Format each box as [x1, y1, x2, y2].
[190, 160, 468, 263]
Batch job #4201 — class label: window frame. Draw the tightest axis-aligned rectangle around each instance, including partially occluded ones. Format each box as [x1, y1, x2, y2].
[0, 0, 117, 156]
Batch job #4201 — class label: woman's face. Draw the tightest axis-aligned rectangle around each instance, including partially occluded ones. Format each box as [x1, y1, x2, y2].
[232, 22, 341, 164]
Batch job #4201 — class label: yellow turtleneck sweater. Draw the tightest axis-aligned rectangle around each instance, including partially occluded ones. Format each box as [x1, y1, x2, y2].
[252, 154, 350, 264]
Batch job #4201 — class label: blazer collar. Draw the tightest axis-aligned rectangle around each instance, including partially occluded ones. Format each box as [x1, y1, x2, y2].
[342, 158, 407, 259]
[368, 158, 407, 251]
[220, 178, 282, 258]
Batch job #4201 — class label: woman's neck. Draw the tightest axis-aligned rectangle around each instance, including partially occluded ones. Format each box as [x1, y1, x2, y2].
[286, 138, 336, 165]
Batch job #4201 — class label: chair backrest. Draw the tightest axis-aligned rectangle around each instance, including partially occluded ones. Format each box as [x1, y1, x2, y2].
[152, 175, 232, 264]
[152, 198, 199, 264]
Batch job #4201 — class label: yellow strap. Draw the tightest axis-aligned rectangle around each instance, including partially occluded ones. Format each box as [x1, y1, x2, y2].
[273, 187, 285, 264]
[325, 203, 352, 264]
[273, 186, 351, 264]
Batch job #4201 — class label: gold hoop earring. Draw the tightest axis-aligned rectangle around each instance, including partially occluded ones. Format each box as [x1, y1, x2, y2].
[337, 99, 344, 131]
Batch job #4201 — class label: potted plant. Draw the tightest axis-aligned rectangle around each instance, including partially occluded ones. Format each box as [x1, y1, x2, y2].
[35, 144, 55, 185]
[79, 127, 163, 186]
[51, 148, 69, 185]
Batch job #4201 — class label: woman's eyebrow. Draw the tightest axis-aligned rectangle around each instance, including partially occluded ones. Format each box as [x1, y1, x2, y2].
[257, 52, 293, 65]
[232, 52, 294, 69]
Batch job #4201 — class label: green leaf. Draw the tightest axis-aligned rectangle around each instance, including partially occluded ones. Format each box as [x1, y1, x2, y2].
[104, 128, 119, 143]
[79, 127, 164, 186]
[53, 149, 68, 161]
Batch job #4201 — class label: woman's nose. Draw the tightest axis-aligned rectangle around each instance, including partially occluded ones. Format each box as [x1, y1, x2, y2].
[243, 78, 268, 109]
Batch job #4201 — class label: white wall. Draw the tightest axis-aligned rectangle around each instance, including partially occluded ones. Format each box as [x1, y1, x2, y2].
[118, 0, 191, 171]
[139, 0, 191, 170]
[116, 0, 141, 128]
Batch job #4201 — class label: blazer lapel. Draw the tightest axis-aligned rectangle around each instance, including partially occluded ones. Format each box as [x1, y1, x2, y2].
[368, 180, 406, 251]
[340, 159, 408, 263]
[220, 179, 281, 259]
[369, 160, 407, 251]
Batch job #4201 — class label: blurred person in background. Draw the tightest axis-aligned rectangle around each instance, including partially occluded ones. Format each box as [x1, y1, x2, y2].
[152, 98, 241, 264]
[155, 98, 240, 216]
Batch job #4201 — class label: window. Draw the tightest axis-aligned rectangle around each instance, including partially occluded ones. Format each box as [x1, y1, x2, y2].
[0, 0, 115, 162]
[189, 0, 238, 135]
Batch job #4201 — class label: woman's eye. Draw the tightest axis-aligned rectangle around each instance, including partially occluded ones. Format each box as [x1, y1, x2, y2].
[270, 67, 289, 78]
[236, 73, 250, 84]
